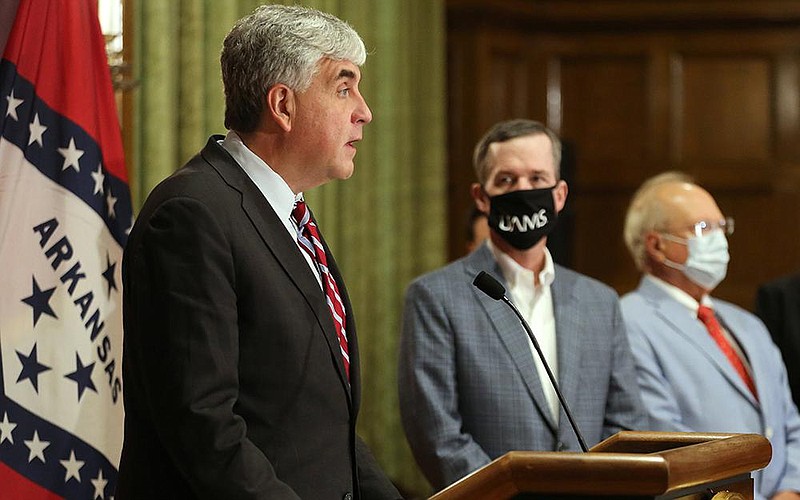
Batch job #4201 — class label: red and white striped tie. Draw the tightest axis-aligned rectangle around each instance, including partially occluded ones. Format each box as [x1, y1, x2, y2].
[292, 200, 350, 380]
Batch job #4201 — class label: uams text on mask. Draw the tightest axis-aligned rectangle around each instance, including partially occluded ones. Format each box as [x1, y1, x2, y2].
[498, 209, 548, 233]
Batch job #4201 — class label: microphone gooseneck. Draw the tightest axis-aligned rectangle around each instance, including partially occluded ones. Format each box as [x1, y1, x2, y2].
[472, 271, 589, 453]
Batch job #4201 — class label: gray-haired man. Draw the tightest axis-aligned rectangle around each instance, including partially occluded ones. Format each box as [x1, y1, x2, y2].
[117, 5, 400, 499]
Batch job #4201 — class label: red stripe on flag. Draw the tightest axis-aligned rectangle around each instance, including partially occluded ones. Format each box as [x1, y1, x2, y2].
[0, 461, 63, 500]
[2, 0, 127, 181]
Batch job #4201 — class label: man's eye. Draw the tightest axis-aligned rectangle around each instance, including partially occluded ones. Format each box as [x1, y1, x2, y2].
[338, 88, 350, 97]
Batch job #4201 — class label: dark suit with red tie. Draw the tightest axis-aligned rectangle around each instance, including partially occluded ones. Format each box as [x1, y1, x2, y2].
[115, 136, 399, 499]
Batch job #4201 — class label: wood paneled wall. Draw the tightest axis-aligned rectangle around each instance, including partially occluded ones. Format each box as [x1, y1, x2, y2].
[447, 0, 800, 308]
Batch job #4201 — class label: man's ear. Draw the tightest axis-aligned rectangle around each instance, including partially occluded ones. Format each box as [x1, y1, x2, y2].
[266, 84, 294, 132]
[644, 231, 664, 263]
[471, 183, 490, 214]
[553, 179, 568, 212]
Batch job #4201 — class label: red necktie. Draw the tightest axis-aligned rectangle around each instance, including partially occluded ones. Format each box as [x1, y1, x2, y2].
[292, 201, 350, 380]
[697, 305, 757, 400]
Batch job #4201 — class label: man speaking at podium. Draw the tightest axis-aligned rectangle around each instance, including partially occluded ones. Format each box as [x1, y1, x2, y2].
[621, 172, 800, 500]
[398, 119, 646, 490]
[116, 5, 400, 498]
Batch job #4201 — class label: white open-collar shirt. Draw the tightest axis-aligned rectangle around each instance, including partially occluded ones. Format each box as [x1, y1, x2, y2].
[489, 239, 560, 422]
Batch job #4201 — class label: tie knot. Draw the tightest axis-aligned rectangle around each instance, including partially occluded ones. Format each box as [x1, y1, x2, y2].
[697, 305, 714, 322]
[292, 200, 309, 227]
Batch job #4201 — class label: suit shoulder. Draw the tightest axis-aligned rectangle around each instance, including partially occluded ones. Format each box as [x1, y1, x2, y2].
[758, 273, 800, 293]
[715, 298, 766, 328]
[150, 154, 222, 198]
[711, 300, 781, 352]
[408, 257, 470, 290]
[618, 291, 656, 336]
[620, 290, 646, 309]
[556, 265, 619, 298]
[139, 141, 237, 213]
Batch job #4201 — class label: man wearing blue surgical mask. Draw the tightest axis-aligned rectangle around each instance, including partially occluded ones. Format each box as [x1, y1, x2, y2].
[621, 171, 800, 500]
[398, 119, 646, 491]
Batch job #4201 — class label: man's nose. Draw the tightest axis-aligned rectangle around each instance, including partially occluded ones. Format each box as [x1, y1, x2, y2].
[517, 179, 535, 190]
[354, 96, 372, 125]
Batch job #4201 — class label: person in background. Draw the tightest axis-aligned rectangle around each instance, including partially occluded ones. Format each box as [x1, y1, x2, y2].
[621, 171, 800, 500]
[464, 205, 490, 254]
[116, 5, 401, 499]
[398, 118, 646, 490]
[755, 273, 800, 409]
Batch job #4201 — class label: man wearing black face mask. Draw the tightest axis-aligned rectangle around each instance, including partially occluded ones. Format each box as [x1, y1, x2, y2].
[397, 119, 646, 491]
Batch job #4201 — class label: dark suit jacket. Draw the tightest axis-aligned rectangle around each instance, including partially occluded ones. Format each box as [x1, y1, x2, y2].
[116, 136, 400, 500]
[756, 273, 800, 409]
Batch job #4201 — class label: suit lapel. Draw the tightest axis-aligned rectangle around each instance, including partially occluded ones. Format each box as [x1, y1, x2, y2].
[639, 280, 757, 408]
[200, 138, 352, 402]
[714, 305, 760, 408]
[465, 246, 559, 433]
[551, 267, 581, 431]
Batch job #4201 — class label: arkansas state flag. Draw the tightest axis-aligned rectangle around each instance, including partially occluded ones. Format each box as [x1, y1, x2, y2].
[0, 0, 131, 498]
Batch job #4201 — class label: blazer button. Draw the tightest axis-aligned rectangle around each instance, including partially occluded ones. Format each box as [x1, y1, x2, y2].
[343, 493, 353, 500]
[556, 441, 566, 451]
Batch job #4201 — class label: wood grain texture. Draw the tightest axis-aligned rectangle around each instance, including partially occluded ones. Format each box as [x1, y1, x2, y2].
[430, 432, 769, 499]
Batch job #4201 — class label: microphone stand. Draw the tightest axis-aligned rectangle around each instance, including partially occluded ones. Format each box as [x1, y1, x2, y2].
[473, 270, 588, 452]
[501, 295, 589, 452]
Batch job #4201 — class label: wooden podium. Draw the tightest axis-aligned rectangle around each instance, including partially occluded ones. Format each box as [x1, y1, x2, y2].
[429, 432, 771, 500]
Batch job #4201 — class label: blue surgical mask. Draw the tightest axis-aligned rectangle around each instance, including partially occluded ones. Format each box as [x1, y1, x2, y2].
[661, 229, 730, 290]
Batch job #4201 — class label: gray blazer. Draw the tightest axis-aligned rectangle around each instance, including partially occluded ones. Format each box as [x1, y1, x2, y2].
[398, 244, 646, 489]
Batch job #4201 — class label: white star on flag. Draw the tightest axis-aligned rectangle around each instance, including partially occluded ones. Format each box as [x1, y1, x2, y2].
[60, 450, 85, 483]
[0, 412, 16, 444]
[91, 468, 108, 499]
[24, 430, 50, 463]
[28, 113, 47, 146]
[58, 137, 84, 172]
[91, 164, 105, 195]
[5, 88, 23, 120]
[106, 188, 118, 219]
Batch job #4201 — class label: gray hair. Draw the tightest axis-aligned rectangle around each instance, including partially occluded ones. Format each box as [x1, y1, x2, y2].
[623, 171, 694, 270]
[221, 4, 366, 132]
[472, 119, 562, 185]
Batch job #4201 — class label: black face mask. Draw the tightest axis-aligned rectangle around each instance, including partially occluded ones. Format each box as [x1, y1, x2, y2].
[487, 186, 558, 250]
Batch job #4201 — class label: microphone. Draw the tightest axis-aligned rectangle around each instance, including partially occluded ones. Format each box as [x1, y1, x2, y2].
[473, 270, 589, 453]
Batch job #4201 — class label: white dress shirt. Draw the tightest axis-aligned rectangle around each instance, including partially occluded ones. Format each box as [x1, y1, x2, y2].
[219, 131, 322, 288]
[489, 240, 560, 423]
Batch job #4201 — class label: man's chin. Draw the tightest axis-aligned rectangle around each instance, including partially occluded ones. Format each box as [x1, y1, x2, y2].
[333, 163, 355, 180]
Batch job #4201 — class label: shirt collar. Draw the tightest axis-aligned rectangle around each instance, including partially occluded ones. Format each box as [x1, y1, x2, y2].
[220, 130, 301, 232]
[487, 239, 556, 289]
[644, 273, 714, 313]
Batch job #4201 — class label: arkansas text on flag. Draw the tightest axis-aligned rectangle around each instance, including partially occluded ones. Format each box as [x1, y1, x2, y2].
[0, 0, 131, 498]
